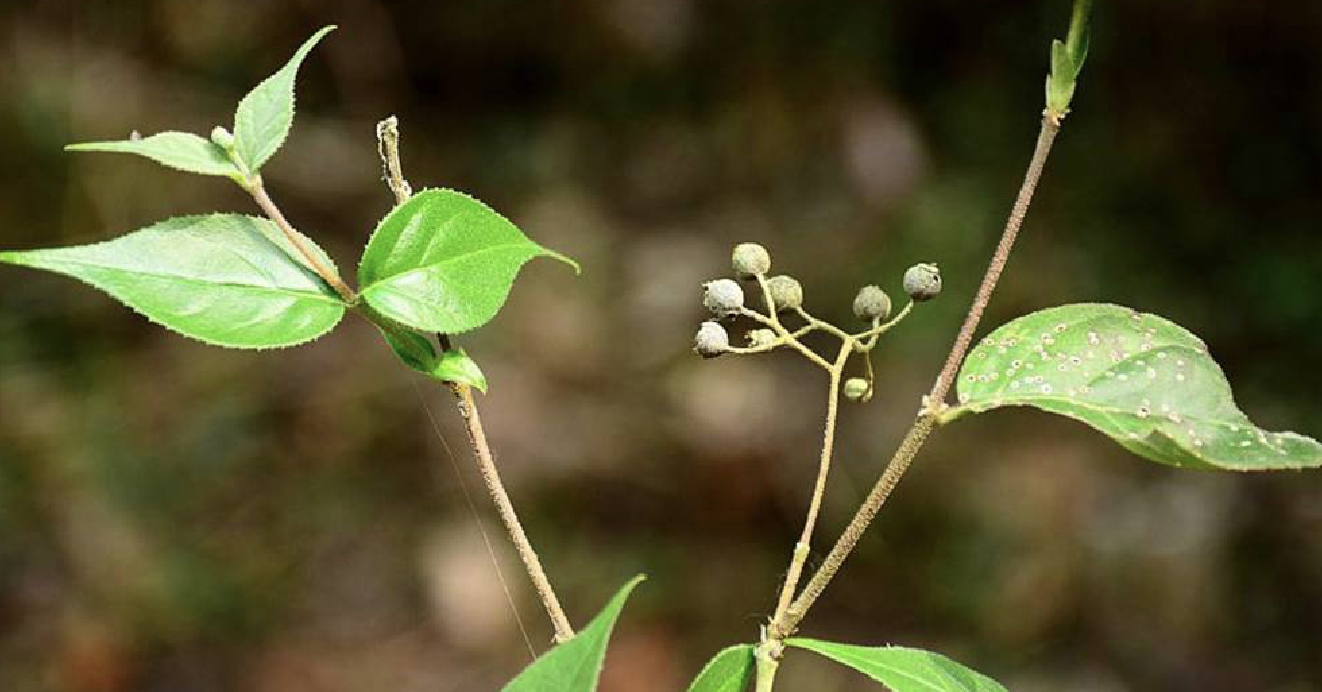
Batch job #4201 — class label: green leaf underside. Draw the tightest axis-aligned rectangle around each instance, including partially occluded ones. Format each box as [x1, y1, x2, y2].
[787, 639, 1006, 692]
[502, 575, 644, 692]
[434, 348, 488, 392]
[686, 645, 754, 692]
[0, 215, 345, 349]
[358, 188, 577, 334]
[379, 327, 438, 373]
[952, 304, 1322, 471]
[233, 26, 335, 172]
[66, 132, 240, 177]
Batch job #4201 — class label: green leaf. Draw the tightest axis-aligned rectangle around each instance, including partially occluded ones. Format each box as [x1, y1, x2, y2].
[66, 132, 241, 179]
[686, 645, 754, 692]
[378, 325, 439, 373]
[1045, 0, 1092, 117]
[786, 639, 1006, 692]
[949, 304, 1322, 471]
[232, 26, 335, 172]
[373, 323, 488, 391]
[502, 575, 644, 692]
[358, 188, 578, 334]
[0, 214, 346, 349]
[434, 348, 488, 392]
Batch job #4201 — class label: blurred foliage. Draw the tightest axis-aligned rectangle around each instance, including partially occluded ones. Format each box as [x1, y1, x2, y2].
[1, 1, 1320, 691]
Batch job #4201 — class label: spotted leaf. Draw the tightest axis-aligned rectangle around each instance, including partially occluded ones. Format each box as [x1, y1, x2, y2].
[948, 303, 1322, 471]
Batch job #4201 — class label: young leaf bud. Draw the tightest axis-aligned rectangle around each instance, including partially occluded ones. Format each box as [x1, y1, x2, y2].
[843, 377, 871, 402]
[703, 279, 745, 317]
[210, 126, 235, 150]
[766, 275, 803, 312]
[694, 321, 730, 358]
[903, 263, 942, 302]
[732, 242, 772, 279]
[747, 328, 777, 349]
[852, 285, 892, 321]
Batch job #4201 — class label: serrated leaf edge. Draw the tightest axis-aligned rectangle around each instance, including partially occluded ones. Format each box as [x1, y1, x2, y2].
[357, 187, 578, 333]
[948, 303, 1322, 471]
[232, 25, 336, 172]
[65, 131, 241, 177]
[0, 213, 348, 350]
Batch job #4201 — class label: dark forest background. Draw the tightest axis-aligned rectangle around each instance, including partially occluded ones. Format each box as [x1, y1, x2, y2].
[1, 1, 1320, 690]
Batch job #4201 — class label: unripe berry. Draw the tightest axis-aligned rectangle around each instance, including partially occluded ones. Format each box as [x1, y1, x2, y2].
[852, 285, 892, 321]
[765, 275, 803, 312]
[210, 126, 235, 150]
[843, 377, 871, 402]
[703, 279, 745, 317]
[903, 263, 942, 302]
[747, 328, 777, 349]
[694, 321, 730, 358]
[732, 242, 771, 279]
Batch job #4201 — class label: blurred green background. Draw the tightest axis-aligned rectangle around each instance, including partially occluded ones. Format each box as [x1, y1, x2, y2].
[2, 1, 1321, 690]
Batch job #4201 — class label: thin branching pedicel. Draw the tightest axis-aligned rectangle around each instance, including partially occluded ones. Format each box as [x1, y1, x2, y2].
[690, 243, 938, 661]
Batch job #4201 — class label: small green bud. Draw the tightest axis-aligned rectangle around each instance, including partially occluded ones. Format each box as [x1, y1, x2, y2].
[843, 377, 871, 402]
[732, 242, 771, 279]
[903, 263, 942, 302]
[852, 285, 892, 321]
[747, 328, 777, 349]
[210, 126, 235, 150]
[703, 279, 745, 317]
[765, 275, 803, 312]
[694, 321, 730, 358]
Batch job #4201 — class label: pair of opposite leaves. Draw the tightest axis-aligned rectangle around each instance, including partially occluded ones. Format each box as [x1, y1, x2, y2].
[0, 27, 575, 389]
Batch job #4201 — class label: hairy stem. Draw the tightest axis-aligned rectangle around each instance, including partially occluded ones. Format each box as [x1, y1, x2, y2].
[771, 114, 1062, 639]
[377, 115, 413, 206]
[754, 640, 783, 692]
[454, 383, 576, 642]
[772, 339, 851, 622]
[373, 117, 573, 641]
[246, 178, 356, 302]
[928, 117, 1059, 405]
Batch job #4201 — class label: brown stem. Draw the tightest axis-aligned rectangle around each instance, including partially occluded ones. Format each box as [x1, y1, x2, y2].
[246, 178, 356, 302]
[372, 117, 571, 640]
[454, 383, 575, 642]
[929, 117, 1059, 404]
[771, 114, 1061, 639]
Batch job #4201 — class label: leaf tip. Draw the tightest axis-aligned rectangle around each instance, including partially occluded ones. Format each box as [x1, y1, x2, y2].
[546, 249, 581, 275]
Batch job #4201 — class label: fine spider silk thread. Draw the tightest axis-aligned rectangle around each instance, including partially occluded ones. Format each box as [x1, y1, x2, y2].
[412, 379, 538, 661]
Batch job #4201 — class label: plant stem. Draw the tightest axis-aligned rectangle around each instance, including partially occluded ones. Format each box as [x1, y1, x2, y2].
[754, 640, 783, 692]
[453, 383, 576, 642]
[376, 115, 413, 206]
[770, 114, 1062, 640]
[372, 117, 574, 641]
[772, 340, 851, 622]
[246, 178, 356, 302]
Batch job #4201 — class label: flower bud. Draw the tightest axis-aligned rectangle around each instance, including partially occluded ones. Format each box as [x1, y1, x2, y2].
[747, 328, 777, 349]
[903, 263, 942, 302]
[852, 285, 892, 321]
[694, 321, 730, 358]
[765, 275, 803, 312]
[732, 242, 771, 279]
[210, 126, 235, 150]
[702, 279, 745, 317]
[843, 377, 871, 402]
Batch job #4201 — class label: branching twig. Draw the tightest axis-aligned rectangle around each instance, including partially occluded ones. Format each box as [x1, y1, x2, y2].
[246, 178, 356, 302]
[769, 114, 1062, 640]
[373, 117, 575, 642]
